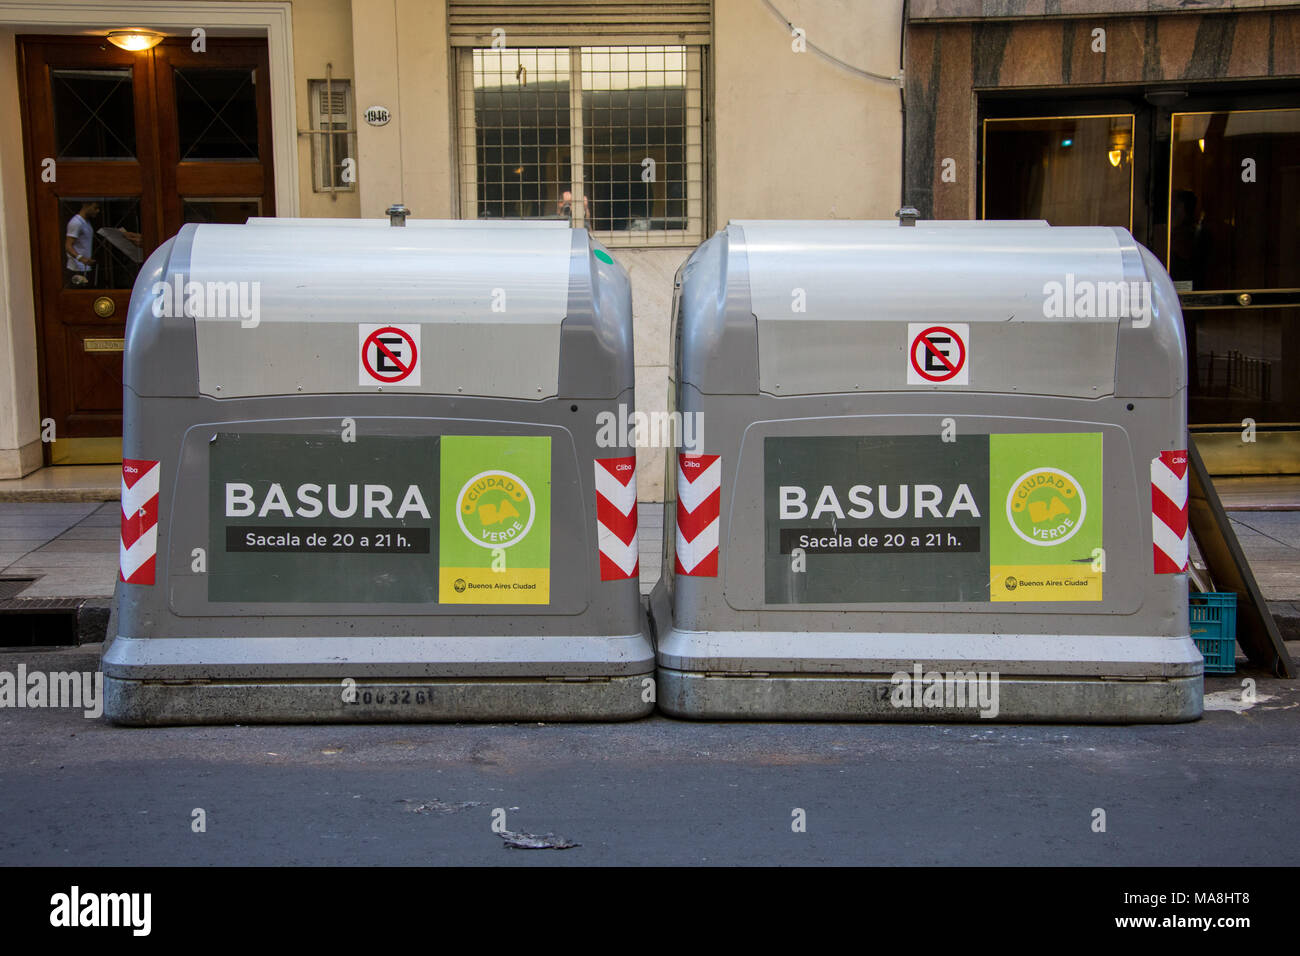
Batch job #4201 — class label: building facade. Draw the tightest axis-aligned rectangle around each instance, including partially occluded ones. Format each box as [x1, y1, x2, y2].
[0, 0, 1295, 497]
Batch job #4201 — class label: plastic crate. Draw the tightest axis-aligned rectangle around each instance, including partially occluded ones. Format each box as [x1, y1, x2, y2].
[1190, 592, 1238, 674]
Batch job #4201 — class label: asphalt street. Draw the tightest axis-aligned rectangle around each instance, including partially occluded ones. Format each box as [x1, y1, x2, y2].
[1, 645, 1296, 866]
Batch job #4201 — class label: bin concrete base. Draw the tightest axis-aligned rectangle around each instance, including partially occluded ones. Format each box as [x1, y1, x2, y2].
[656, 670, 1202, 722]
[105, 674, 653, 725]
[102, 633, 654, 724]
[652, 615, 1205, 722]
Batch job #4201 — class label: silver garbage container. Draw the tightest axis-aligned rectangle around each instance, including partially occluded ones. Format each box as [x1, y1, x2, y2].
[651, 218, 1200, 722]
[105, 218, 652, 724]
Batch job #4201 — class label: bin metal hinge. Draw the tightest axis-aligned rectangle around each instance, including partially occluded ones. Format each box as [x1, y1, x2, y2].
[705, 671, 771, 679]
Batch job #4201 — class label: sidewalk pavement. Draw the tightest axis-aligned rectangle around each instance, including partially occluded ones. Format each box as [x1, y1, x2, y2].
[1, 499, 1298, 644]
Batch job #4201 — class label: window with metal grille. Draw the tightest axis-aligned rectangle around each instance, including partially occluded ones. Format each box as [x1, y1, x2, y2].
[456, 45, 705, 245]
[307, 76, 356, 193]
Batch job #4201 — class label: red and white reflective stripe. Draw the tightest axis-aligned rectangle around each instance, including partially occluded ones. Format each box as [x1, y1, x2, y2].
[595, 456, 638, 581]
[675, 453, 720, 576]
[1152, 449, 1189, 574]
[120, 458, 160, 585]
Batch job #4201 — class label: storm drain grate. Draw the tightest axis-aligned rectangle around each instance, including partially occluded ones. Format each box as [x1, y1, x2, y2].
[0, 581, 81, 647]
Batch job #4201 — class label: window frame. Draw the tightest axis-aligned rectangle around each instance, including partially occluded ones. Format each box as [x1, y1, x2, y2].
[453, 43, 709, 247]
[979, 112, 1137, 232]
[306, 75, 356, 195]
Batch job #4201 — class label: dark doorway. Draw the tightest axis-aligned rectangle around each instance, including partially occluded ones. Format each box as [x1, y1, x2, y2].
[980, 86, 1300, 473]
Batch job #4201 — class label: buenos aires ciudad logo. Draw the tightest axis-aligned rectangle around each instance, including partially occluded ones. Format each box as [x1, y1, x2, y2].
[1006, 467, 1086, 546]
[456, 470, 535, 548]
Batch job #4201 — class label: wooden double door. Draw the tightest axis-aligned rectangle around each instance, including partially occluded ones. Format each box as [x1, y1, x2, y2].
[19, 36, 274, 464]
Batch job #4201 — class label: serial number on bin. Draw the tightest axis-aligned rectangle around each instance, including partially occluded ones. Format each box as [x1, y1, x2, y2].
[347, 689, 434, 706]
[225, 526, 430, 554]
[778, 526, 980, 554]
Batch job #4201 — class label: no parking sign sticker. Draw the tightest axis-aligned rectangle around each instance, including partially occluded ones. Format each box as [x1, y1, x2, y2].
[359, 324, 421, 386]
[907, 323, 969, 385]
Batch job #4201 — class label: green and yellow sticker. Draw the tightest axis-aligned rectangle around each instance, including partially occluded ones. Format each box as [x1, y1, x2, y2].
[439, 436, 551, 604]
[989, 433, 1102, 601]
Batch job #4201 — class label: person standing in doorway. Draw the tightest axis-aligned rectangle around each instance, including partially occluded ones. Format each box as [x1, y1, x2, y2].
[64, 200, 99, 287]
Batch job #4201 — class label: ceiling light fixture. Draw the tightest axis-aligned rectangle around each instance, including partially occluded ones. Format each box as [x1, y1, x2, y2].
[106, 30, 164, 52]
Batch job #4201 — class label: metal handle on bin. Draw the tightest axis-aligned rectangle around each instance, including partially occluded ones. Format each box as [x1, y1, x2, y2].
[386, 203, 410, 226]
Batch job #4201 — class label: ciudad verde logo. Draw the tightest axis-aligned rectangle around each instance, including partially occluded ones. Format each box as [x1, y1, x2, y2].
[1005, 467, 1086, 546]
[456, 470, 535, 548]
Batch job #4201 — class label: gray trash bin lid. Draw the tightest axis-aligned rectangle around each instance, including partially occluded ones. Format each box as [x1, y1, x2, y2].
[183, 221, 574, 400]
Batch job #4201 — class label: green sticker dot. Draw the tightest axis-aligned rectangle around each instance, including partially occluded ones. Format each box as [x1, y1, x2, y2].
[593, 249, 613, 265]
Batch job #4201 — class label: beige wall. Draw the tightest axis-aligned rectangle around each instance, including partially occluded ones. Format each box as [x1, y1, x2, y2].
[0, 29, 41, 478]
[622, 247, 691, 499]
[292, 0, 360, 219]
[350, 0, 454, 218]
[714, 0, 904, 223]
